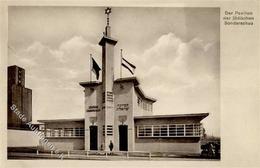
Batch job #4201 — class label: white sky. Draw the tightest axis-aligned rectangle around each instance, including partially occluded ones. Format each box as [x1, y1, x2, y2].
[8, 7, 220, 136]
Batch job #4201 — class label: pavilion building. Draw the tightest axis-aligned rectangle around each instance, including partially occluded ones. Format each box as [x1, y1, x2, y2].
[38, 8, 208, 154]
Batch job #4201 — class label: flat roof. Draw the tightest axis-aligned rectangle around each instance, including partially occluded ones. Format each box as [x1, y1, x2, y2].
[134, 113, 209, 120]
[38, 118, 84, 123]
[99, 35, 118, 46]
[79, 81, 101, 87]
[114, 77, 140, 86]
[115, 77, 156, 102]
[80, 77, 140, 86]
[38, 113, 209, 123]
[80, 76, 156, 102]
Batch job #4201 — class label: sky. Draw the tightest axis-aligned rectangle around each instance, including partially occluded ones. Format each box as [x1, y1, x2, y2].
[8, 7, 220, 136]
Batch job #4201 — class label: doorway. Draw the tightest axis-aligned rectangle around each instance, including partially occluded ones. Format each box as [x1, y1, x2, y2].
[89, 125, 98, 150]
[119, 125, 128, 151]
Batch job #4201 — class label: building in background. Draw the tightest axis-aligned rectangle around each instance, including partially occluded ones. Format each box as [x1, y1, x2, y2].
[8, 65, 32, 129]
[38, 8, 209, 154]
[7, 65, 40, 148]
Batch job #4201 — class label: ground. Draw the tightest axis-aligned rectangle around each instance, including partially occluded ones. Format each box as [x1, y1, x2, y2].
[8, 151, 220, 161]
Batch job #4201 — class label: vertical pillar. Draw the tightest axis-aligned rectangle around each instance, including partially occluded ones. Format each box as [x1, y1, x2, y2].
[82, 85, 100, 151]
[99, 23, 117, 151]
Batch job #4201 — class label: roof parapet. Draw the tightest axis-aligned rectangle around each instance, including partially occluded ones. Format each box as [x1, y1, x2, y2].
[134, 113, 209, 120]
[114, 76, 140, 86]
[114, 76, 156, 102]
[38, 118, 84, 123]
[79, 76, 156, 102]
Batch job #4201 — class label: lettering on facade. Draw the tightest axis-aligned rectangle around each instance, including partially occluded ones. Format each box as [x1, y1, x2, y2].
[86, 105, 100, 112]
[116, 104, 129, 111]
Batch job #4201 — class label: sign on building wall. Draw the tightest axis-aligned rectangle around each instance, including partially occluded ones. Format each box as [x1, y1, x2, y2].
[116, 104, 129, 111]
[86, 106, 101, 112]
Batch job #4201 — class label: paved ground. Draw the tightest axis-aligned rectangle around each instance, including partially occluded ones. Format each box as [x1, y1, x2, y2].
[8, 152, 219, 161]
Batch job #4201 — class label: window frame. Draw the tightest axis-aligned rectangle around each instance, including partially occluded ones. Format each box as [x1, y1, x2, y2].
[137, 123, 202, 138]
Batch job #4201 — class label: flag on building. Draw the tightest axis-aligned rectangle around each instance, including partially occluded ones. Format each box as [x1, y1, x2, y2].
[91, 57, 101, 80]
[122, 57, 136, 75]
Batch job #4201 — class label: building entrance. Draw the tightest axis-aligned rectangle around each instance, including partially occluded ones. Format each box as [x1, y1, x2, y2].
[89, 125, 98, 150]
[119, 125, 128, 151]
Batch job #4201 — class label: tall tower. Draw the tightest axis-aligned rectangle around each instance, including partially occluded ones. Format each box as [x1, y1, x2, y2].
[7, 65, 32, 129]
[99, 7, 117, 151]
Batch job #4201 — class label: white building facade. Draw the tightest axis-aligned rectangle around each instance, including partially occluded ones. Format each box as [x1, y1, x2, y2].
[38, 8, 208, 154]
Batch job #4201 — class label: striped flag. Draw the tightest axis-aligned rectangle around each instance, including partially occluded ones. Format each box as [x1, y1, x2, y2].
[122, 57, 136, 75]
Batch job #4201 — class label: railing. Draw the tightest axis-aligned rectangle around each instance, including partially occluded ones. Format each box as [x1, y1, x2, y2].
[35, 149, 154, 160]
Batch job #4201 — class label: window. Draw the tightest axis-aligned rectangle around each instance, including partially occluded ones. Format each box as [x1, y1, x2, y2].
[138, 126, 145, 136]
[75, 128, 84, 136]
[59, 129, 64, 137]
[194, 124, 201, 136]
[144, 126, 152, 136]
[143, 103, 147, 111]
[185, 124, 193, 136]
[52, 128, 63, 137]
[103, 125, 105, 136]
[147, 104, 152, 112]
[64, 128, 73, 136]
[176, 125, 184, 136]
[137, 97, 153, 112]
[160, 125, 168, 136]
[54, 129, 60, 137]
[138, 125, 152, 137]
[39, 125, 45, 131]
[107, 125, 113, 136]
[51, 129, 55, 137]
[153, 126, 160, 136]
[46, 129, 51, 137]
[44, 127, 84, 137]
[137, 123, 202, 138]
[169, 125, 176, 136]
[75, 128, 80, 136]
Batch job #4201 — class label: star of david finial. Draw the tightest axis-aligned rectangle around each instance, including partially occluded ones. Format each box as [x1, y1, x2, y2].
[105, 7, 112, 26]
[105, 7, 112, 15]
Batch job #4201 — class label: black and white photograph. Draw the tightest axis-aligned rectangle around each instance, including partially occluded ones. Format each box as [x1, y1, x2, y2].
[6, 6, 220, 160]
[1, 1, 259, 168]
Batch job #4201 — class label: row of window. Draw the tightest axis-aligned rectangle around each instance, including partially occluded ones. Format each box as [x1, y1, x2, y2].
[102, 125, 113, 136]
[137, 124, 202, 137]
[45, 128, 84, 137]
[137, 97, 152, 112]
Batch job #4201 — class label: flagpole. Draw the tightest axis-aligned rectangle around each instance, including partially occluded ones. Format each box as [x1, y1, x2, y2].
[120, 49, 122, 79]
[90, 54, 92, 82]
